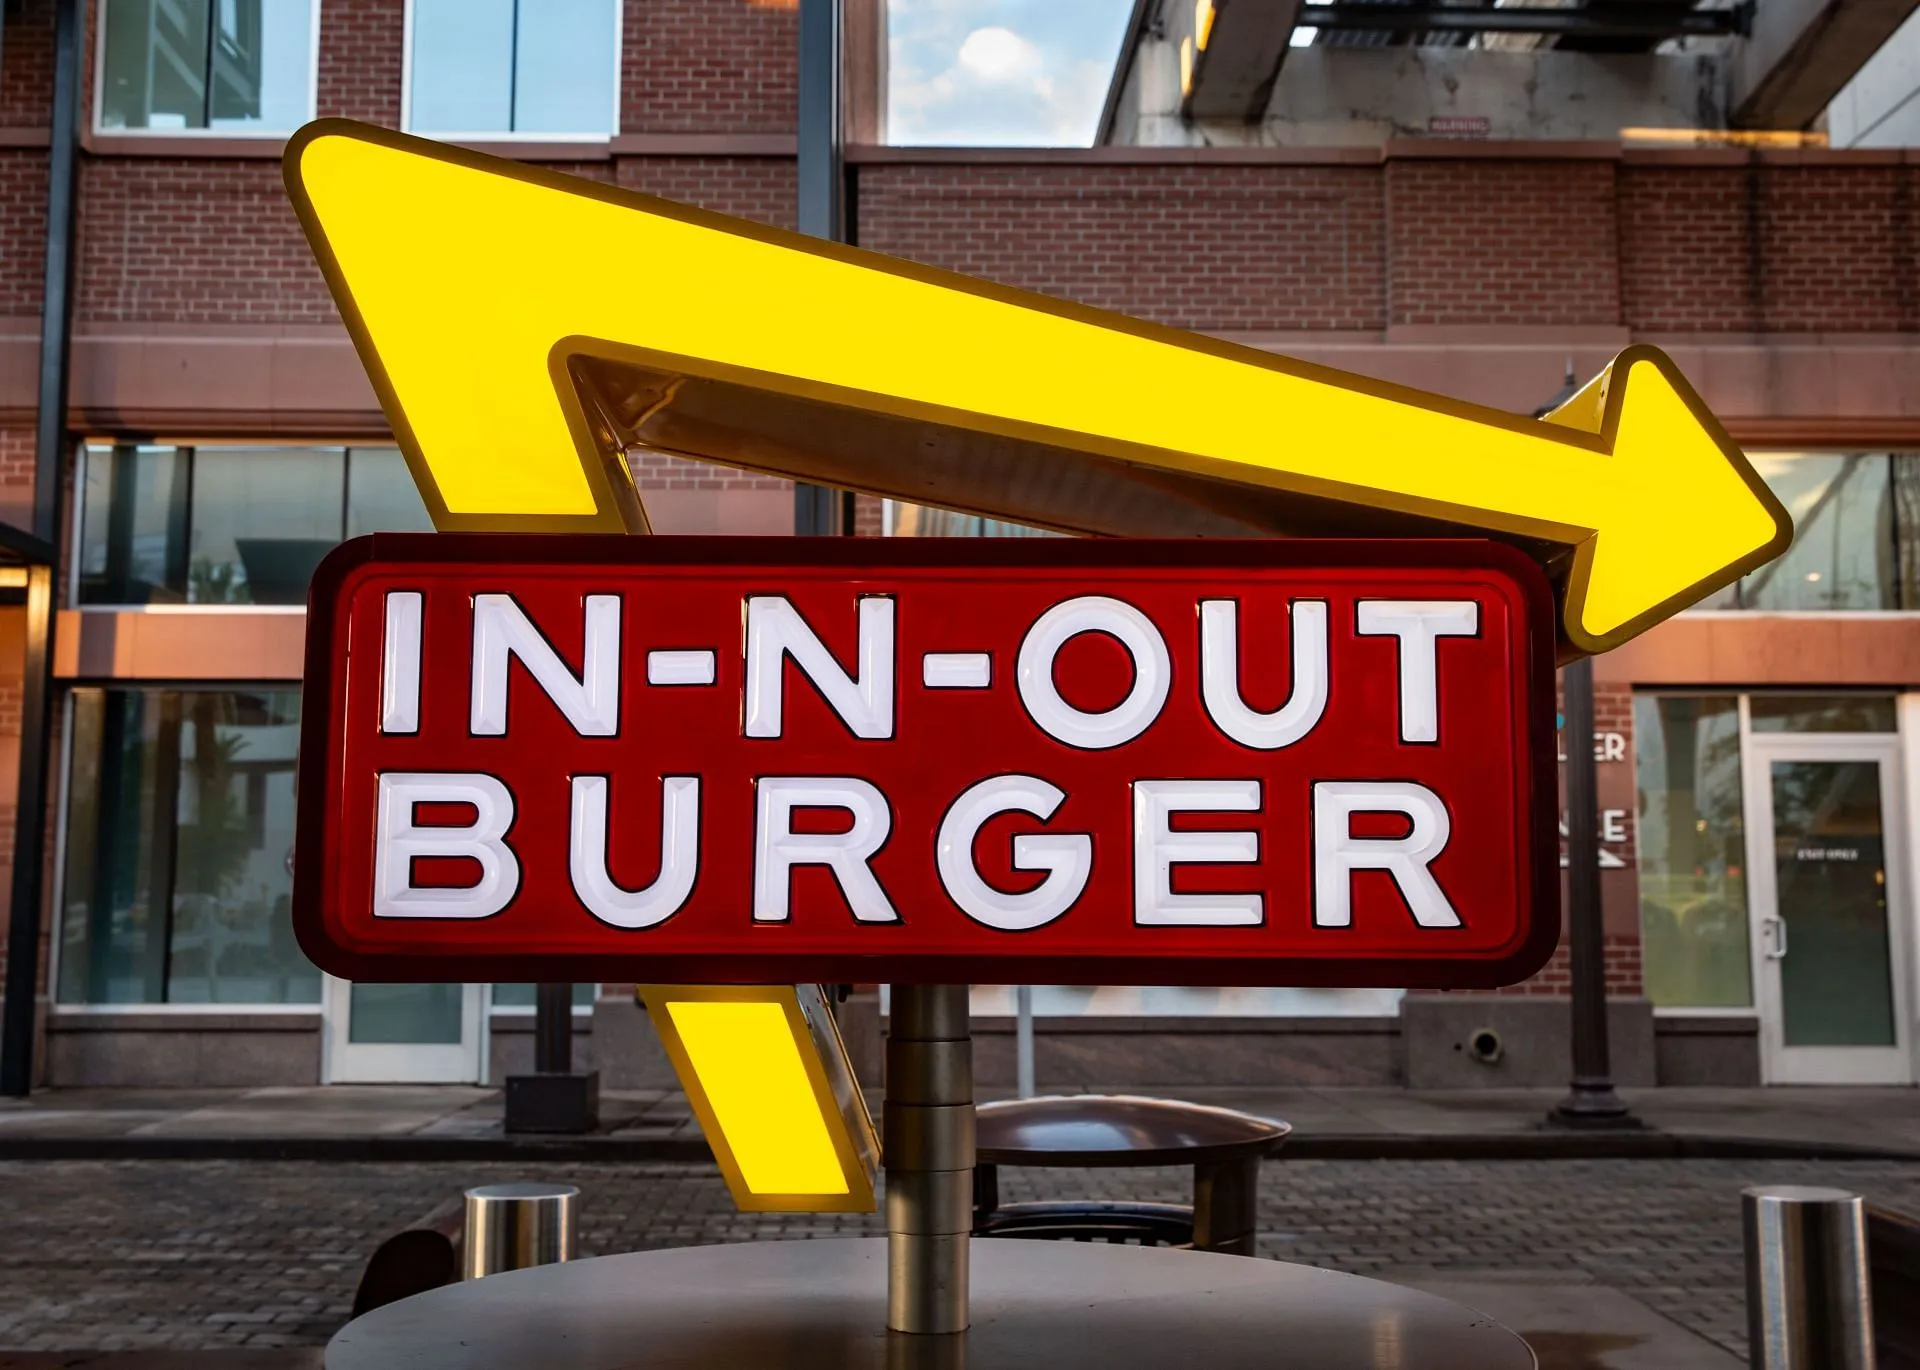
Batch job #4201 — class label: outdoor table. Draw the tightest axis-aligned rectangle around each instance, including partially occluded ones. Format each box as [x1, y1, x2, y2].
[326, 1237, 1532, 1369]
[974, 1094, 1290, 1254]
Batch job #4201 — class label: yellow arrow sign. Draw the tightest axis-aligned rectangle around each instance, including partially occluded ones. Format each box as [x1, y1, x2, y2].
[284, 119, 1789, 654]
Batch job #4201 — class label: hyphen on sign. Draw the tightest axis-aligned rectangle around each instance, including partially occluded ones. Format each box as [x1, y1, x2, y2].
[294, 536, 1559, 988]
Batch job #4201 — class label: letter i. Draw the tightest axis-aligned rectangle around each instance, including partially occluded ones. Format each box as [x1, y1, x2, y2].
[382, 591, 423, 734]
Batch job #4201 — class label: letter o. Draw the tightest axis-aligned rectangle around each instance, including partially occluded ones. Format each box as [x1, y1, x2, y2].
[1016, 596, 1170, 750]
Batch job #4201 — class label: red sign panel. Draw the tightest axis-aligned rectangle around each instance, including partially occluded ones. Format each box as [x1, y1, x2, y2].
[295, 535, 1558, 986]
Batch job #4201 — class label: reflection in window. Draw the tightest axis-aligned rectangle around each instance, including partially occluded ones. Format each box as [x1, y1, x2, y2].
[490, 984, 596, 1010]
[79, 445, 432, 605]
[887, 503, 1059, 538]
[58, 688, 317, 1005]
[99, 0, 315, 133]
[1634, 695, 1752, 1008]
[408, 0, 617, 136]
[1748, 694, 1898, 734]
[1738, 455, 1894, 609]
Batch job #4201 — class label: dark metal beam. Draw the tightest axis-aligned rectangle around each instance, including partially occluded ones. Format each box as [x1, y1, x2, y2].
[1298, 3, 1750, 37]
[1734, 0, 1920, 129]
[1184, 0, 1304, 125]
[1, 0, 82, 1099]
[1549, 658, 1638, 1130]
[795, 0, 848, 536]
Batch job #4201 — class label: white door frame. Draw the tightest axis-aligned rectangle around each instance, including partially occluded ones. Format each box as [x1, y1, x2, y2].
[321, 977, 489, 1084]
[1741, 730, 1915, 1085]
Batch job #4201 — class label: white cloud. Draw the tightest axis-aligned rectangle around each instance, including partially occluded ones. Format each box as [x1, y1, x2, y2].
[958, 26, 1042, 81]
[887, 1, 1133, 146]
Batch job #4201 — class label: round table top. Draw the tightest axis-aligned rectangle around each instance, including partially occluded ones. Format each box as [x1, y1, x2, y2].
[976, 1094, 1291, 1166]
[328, 1238, 1533, 1370]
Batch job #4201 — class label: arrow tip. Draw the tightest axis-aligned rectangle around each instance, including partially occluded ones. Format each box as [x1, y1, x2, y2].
[1563, 347, 1792, 654]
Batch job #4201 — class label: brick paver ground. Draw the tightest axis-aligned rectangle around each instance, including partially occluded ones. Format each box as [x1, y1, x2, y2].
[0, 1157, 1915, 1355]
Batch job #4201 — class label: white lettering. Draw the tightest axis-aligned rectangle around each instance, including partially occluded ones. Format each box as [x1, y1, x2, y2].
[647, 650, 716, 686]
[374, 772, 519, 919]
[1354, 601, 1478, 743]
[923, 652, 991, 689]
[752, 777, 899, 923]
[569, 775, 700, 929]
[743, 596, 895, 739]
[937, 775, 1090, 931]
[1199, 599, 1328, 750]
[1132, 779, 1262, 926]
[470, 594, 620, 736]
[381, 591, 422, 734]
[1312, 781, 1460, 928]
[1017, 596, 1170, 750]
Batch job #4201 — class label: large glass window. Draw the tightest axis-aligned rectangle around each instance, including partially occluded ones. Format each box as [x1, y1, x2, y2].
[1634, 695, 1752, 1009]
[58, 687, 317, 1005]
[407, 0, 618, 137]
[1699, 453, 1920, 611]
[98, 0, 316, 134]
[78, 445, 433, 606]
[490, 984, 595, 1011]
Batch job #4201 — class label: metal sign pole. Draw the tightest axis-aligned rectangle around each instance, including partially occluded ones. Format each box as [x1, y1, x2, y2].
[1550, 657, 1635, 1127]
[794, 0, 845, 537]
[884, 984, 972, 1334]
[1015, 985, 1036, 1099]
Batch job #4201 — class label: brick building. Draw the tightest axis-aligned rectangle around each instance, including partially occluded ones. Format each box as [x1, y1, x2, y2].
[1, 0, 1918, 1090]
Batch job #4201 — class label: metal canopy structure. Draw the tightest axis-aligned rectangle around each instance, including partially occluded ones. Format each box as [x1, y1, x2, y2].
[1299, 1, 1750, 41]
[1097, 0, 1904, 138]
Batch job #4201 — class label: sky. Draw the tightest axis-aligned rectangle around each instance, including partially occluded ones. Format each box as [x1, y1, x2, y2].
[887, 0, 1136, 146]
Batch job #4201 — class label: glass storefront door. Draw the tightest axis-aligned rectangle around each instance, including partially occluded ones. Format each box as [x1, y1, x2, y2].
[322, 978, 485, 1083]
[1742, 735, 1914, 1083]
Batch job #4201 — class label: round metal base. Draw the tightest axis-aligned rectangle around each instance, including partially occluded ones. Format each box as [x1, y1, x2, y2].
[328, 1238, 1532, 1370]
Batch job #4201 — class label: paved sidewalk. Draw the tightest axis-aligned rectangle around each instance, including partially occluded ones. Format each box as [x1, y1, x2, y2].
[3, 1154, 1917, 1365]
[1, 1083, 1917, 1158]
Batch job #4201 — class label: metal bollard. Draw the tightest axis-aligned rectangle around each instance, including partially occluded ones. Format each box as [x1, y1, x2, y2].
[1743, 1185, 1875, 1370]
[463, 1183, 578, 1281]
[885, 983, 973, 1335]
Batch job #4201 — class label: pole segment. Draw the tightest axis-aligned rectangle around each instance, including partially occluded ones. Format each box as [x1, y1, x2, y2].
[795, 0, 846, 536]
[1, 0, 84, 1098]
[1550, 657, 1635, 1127]
[885, 984, 972, 1334]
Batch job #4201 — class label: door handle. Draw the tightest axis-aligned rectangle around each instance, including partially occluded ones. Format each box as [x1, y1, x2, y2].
[1762, 915, 1789, 960]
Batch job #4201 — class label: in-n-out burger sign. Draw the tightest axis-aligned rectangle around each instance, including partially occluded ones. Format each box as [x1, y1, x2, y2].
[294, 536, 1558, 986]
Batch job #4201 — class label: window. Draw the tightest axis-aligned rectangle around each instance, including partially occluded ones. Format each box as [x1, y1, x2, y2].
[490, 984, 595, 1012]
[406, 0, 618, 138]
[1634, 695, 1751, 1009]
[78, 444, 433, 606]
[98, 0, 317, 134]
[1633, 690, 1899, 1011]
[58, 688, 316, 1005]
[1697, 453, 1920, 611]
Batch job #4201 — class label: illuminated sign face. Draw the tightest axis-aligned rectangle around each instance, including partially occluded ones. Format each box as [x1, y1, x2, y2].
[293, 535, 1558, 988]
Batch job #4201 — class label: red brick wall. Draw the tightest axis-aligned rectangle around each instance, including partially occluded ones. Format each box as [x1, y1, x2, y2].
[1619, 168, 1758, 333]
[317, 0, 406, 125]
[0, 0, 54, 129]
[616, 157, 797, 229]
[622, 0, 798, 134]
[1495, 935, 1644, 997]
[1493, 680, 1642, 996]
[627, 448, 785, 495]
[1384, 158, 1621, 328]
[1621, 163, 1920, 334]
[1757, 166, 1919, 332]
[0, 151, 49, 314]
[857, 163, 1386, 331]
[75, 161, 336, 326]
[0, 429, 35, 506]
